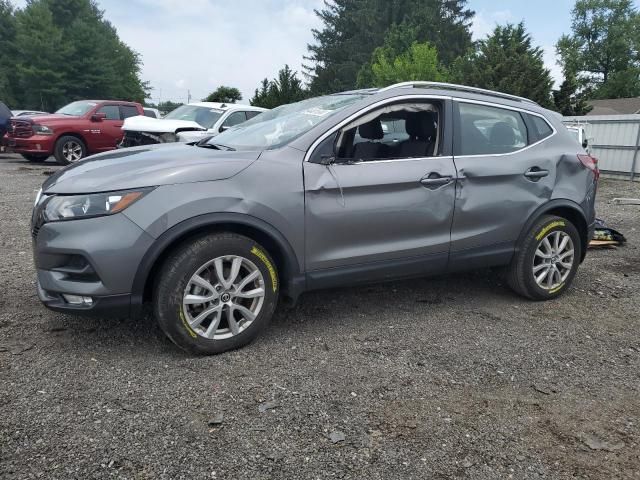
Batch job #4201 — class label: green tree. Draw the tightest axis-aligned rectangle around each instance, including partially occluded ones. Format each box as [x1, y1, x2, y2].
[452, 22, 553, 107]
[553, 73, 593, 116]
[305, 0, 474, 94]
[250, 65, 307, 109]
[9, 0, 147, 110]
[368, 41, 448, 87]
[0, 0, 18, 106]
[204, 86, 242, 103]
[557, 0, 640, 99]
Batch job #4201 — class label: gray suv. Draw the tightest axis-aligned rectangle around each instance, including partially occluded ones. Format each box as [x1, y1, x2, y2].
[32, 82, 599, 354]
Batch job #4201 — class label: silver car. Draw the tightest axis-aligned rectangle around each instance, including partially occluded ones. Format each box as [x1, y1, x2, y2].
[32, 82, 599, 354]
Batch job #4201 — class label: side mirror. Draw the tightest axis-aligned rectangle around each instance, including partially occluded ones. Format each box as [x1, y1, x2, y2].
[91, 112, 107, 122]
[582, 139, 588, 149]
[219, 125, 229, 133]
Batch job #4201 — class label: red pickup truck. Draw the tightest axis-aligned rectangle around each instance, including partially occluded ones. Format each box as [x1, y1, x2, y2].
[4, 99, 144, 165]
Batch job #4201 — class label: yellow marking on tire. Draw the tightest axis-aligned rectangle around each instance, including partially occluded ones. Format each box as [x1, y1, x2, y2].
[179, 307, 197, 338]
[549, 283, 565, 294]
[536, 221, 566, 241]
[251, 246, 278, 292]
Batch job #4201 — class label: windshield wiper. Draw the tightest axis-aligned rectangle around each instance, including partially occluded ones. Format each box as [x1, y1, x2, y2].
[196, 142, 236, 151]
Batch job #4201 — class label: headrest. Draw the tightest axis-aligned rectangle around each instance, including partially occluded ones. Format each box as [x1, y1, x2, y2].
[489, 122, 516, 146]
[406, 112, 436, 140]
[358, 119, 384, 140]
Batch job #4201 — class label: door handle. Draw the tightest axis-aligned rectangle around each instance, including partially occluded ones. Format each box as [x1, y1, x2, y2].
[420, 173, 453, 188]
[524, 167, 549, 180]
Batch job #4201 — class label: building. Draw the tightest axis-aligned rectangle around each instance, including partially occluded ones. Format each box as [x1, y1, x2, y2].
[587, 98, 640, 116]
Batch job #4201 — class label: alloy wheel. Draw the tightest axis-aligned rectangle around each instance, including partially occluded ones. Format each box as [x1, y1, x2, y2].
[182, 255, 266, 340]
[62, 140, 83, 162]
[532, 231, 575, 290]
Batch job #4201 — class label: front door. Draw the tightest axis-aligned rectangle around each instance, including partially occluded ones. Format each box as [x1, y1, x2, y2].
[303, 98, 456, 287]
[91, 104, 124, 151]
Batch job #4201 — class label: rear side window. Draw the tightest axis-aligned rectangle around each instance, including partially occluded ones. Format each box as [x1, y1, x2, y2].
[96, 105, 121, 120]
[456, 102, 528, 156]
[121, 105, 140, 119]
[526, 114, 554, 143]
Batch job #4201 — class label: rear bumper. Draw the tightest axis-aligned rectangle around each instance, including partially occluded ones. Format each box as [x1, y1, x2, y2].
[5, 135, 55, 155]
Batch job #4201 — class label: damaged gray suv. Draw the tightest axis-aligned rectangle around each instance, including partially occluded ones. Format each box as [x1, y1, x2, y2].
[32, 82, 599, 354]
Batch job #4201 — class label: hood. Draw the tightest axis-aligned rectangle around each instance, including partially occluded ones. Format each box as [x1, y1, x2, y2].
[16, 113, 77, 123]
[122, 115, 206, 133]
[42, 143, 261, 194]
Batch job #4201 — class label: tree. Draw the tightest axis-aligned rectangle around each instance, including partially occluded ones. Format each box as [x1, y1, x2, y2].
[250, 65, 307, 109]
[305, 0, 474, 94]
[8, 0, 147, 111]
[204, 86, 242, 103]
[557, 0, 640, 99]
[0, 0, 18, 106]
[368, 41, 448, 87]
[452, 23, 553, 107]
[553, 73, 593, 116]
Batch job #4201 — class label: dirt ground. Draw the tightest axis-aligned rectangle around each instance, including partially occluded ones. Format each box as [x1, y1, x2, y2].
[0, 153, 639, 479]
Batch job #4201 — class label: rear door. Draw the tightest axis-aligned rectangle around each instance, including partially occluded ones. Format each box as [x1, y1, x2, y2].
[450, 99, 557, 269]
[304, 97, 456, 287]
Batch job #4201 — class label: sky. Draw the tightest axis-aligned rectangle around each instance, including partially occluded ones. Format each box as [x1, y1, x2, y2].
[10, 0, 640, 104]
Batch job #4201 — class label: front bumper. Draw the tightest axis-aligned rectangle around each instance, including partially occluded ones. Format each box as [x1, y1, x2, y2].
[32, 212, 155, 316]
[5, 135, 55, 154]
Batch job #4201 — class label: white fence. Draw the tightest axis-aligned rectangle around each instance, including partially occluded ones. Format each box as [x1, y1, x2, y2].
[563, 114, 640, 180]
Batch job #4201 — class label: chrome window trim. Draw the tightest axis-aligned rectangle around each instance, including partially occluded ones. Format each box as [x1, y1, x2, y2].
[454, 98, 557, 159]
[303, 94, 451, 163]
[334, 155, 455, 166]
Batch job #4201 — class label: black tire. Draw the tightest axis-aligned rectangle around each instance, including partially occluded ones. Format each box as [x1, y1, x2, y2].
[153, 233, 279, 355]
[507, 215, 582, 300]
[53, 135, 86, 165]
[21, 153, 48, 162]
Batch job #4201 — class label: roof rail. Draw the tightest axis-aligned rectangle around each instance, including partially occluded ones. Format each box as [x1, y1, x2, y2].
[378, 81, 539, 106]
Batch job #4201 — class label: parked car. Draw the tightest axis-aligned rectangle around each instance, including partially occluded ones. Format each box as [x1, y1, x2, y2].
[32, 82, 599, 355]
[143, 107, 162, 119]
[119, 102, 266, 147]
[0, 101, 11, 149]
[12, 109, 49, 117]
[566, 124, 590, 153]
[5, 99, 144, 164]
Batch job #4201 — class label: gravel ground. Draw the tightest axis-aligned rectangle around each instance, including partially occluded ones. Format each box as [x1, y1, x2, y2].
[1, 153, 639, 479]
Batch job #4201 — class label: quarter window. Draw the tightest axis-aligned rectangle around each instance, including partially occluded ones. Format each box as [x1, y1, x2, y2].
[527, 114, 554, 143]
[96, 105, 121, 120]
[456, 102, 527, 155]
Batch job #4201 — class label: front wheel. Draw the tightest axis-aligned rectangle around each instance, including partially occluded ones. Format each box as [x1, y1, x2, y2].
[507, 215, 582, 300]
[54, 135, 86, 165]
[154, 233, 279, 355]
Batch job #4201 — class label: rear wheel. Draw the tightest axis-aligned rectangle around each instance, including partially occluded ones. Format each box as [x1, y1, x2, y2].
[153, 233, 279, 355]
[507, 215, 582, 300]
[54, 135, 86, 165]
[21, 153, 49, 162]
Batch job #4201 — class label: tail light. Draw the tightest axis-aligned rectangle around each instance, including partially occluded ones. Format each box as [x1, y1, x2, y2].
[577, 154, 599, 180]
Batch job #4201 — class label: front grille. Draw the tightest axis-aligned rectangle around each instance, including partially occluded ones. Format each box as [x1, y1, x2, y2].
[9, 119, 34, 138]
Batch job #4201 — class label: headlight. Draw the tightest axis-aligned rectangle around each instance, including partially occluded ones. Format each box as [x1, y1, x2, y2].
[42, 188, 153, 221]
[32, 124, 53, 135]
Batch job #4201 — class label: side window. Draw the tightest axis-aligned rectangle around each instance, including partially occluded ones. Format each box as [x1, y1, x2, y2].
[456, 102, 527, 156]
[245, 111, 261, 120]
[337, 102, 441, 162]
[121, 105, 140, 119]
[143, 109, 157, 118]
[526, 114, 554, 143]
[96, 105, 121, 120]
[220, 111, 247, 131]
